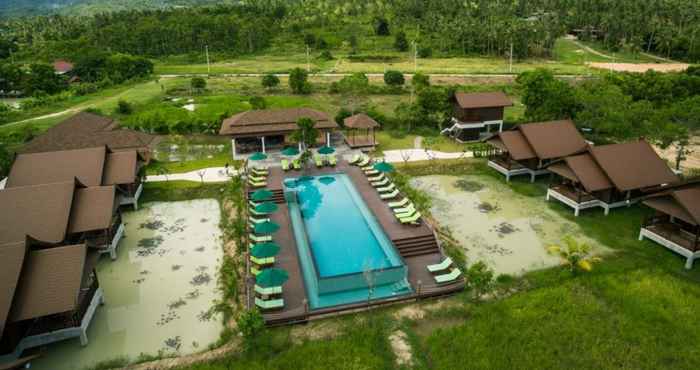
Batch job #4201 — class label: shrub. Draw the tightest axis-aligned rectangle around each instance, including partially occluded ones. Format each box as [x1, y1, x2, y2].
[70, 82, 99, 96]
[191, 77, 207, 92]
[418, 46, 433, 58]
[289, 68, 311, 94]
[249, 96, 267, 110]
[317, 37, 328, 49]
[411, 72, 430, 89]
[383, 70, 405, 86]
[374, 17, 390, 36]
[318, 50, 334, 61]
[466, 261, 495, 300]
[335, 107, 352, 127]
[261, 74, 280, 90]
[236, 309, 265, 350]
[303, 33, 316, 47]
[116, 99, 133, 115]
[394, 31, 409, 52]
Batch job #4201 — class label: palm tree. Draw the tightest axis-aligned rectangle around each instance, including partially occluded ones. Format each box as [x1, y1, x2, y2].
[547, 236, 601, 273]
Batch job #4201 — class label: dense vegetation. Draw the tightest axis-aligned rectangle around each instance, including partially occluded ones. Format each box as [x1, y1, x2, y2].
[2, 0, 699, 62]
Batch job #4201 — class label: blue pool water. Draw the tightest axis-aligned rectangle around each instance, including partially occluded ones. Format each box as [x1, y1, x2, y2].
[285, 173, 411, 309]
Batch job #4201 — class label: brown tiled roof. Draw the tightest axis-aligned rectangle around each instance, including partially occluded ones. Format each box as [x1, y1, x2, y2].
[219, 108, 337, 136]
[518, 120, 588, 160]
[454, 92, 513, 109]
[644, 181, 700, 225]
[68, 186, 116, 234]
[0, 182, 76, 246]
[590, 140, 678, 192]
[0, 242, 27, 339]
[53, 60, 74, 74]
[103, 151, 138, 185]
[7, 147, 107, 188]
[549, 153, 613, 192]
[9, 244, 86, 323]
[490, 131, 536, 161]
[20, 112, 156, 154]
[344, 113, 379, 129]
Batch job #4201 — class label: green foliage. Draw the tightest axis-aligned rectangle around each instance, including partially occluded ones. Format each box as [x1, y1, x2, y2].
[236, 309, 265, 348]
[466, 261, 495, 300]
[0, 38, 18, 59]
[115, 99, 133, 115]
[261, 74, 280, 90]
[373, 16, 390, 36]
[383, 70, 405, 86]
[75, 52, 153, 84]
[334, 107, 352, 127]
[317, 50, 334, 61]
[288, 68, 311, 94]
[24, 63, 66, 95]
[0, 142, 13, 178]
[418, 46, 432, 58]
[290, 117, 319, 151]
[249, 96, 267, 110]
[411, 72, 430, 89]
[0, 62, 22, 92]
[394, 31, 409, 52]
[191, 77, 207, 91]
[516, 69, 576, 122]
[547, 236, 602, 273]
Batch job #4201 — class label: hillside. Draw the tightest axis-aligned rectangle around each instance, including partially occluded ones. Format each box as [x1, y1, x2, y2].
[0, 0, 236, 18]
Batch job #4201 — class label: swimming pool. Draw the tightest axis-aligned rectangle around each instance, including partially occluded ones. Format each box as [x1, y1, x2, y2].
[285, 173, 411, 309]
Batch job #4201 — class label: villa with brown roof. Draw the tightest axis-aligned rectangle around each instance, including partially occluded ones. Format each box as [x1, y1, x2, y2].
[485, 120, 589, 182]
[219, 108, 338, 158]
[0, 181, 105, 363]
[546, 140, 679, 216]
[8, 146, 145, 210]
[20, 112, 157, 161]
[639, 180, 700, 269]
[442, 92, 513, 142]
[344, 113, 379, 149]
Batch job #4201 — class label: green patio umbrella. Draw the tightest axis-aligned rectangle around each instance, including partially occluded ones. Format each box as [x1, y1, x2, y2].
[249, 152, 268, 161]
[281, 147, 300, 156]
[317, 146, 335, 155]
[256, 268, 289, 288]
[254, 220, 280, 235]
[250, 189, 274, 202]
[373, 161, 395, 173]
[254, 201, 279, 214]
[250, 242, 281, 258]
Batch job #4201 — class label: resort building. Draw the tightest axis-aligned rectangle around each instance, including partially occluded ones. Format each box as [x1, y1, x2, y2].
[343, 113, 379, 150]
[639, 180, 700, 269]
[442, 91, 513, 142]
[20, 112, 157, 162]
[546, 140, 679, 216]
[219, 108, 338, 159]
[0, 181, 105, 364]
[485, 120, 589, 182]
[7, 146, 146, 211]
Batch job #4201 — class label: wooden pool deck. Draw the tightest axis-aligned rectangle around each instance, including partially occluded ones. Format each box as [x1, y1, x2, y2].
[246, 161, 465, 325]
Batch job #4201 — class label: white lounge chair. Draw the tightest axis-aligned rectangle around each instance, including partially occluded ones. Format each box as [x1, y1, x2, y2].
[393, 204, 415, 215]
[249, 234, 272, 243]
[427, 257, 453, 273]
[255, 285, 283, 295]
[372, 178, 390, 187]
[380, 189, 400, 200]
[434, 268, 462, 284]
[255, 297, 284, 310]
[377, 183, 396, 193]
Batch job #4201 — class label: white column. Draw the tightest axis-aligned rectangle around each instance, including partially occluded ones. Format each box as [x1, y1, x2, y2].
[326, 132, 331, 146]
[261, 136, 266, 153]
[499, 121, 503, 132]
[231, 138, 237, 160]
[298, 142, 302, 151]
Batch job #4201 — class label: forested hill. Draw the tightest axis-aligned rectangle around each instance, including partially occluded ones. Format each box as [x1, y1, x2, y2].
[1, 0, 699, 63]
[0, 0, 235, 18]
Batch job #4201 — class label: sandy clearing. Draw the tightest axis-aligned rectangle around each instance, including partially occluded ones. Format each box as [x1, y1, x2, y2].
[587, 62, 689, 73]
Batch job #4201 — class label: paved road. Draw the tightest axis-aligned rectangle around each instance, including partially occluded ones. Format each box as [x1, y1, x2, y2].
[158, 72, 582, 79]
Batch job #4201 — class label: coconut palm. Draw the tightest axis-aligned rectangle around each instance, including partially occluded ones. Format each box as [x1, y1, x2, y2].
[547, 236, 601, 273]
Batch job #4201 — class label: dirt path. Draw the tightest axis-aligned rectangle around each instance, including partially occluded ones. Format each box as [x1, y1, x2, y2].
[587, 62, 689, 73]
[569, 38, 616, 60]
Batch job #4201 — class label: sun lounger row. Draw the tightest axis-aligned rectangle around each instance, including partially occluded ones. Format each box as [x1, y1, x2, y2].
[426, 257, 462, 283]
[314, 155, 337, 168]
[282, 158, 302, 171]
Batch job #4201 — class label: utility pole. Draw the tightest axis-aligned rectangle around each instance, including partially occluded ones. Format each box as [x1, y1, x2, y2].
[205, 45, 211, 75]
[413, 40, 418, 73]
[306, 45, 311, 72]
[509, 41, 514, 73]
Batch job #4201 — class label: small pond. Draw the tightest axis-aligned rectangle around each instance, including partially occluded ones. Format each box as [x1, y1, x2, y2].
[411, 175, 608, 275]
[31, 199, 224, 370]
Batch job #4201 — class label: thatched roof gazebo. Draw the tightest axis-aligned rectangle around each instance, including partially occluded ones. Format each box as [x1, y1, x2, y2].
[344, 113, 379, 149]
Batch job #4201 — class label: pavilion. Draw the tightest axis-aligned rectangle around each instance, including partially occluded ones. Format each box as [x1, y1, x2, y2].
[343, 113, 379, 150]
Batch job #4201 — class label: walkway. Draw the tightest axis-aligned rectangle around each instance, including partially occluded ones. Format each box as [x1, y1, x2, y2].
[144, 167, 238, 183]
